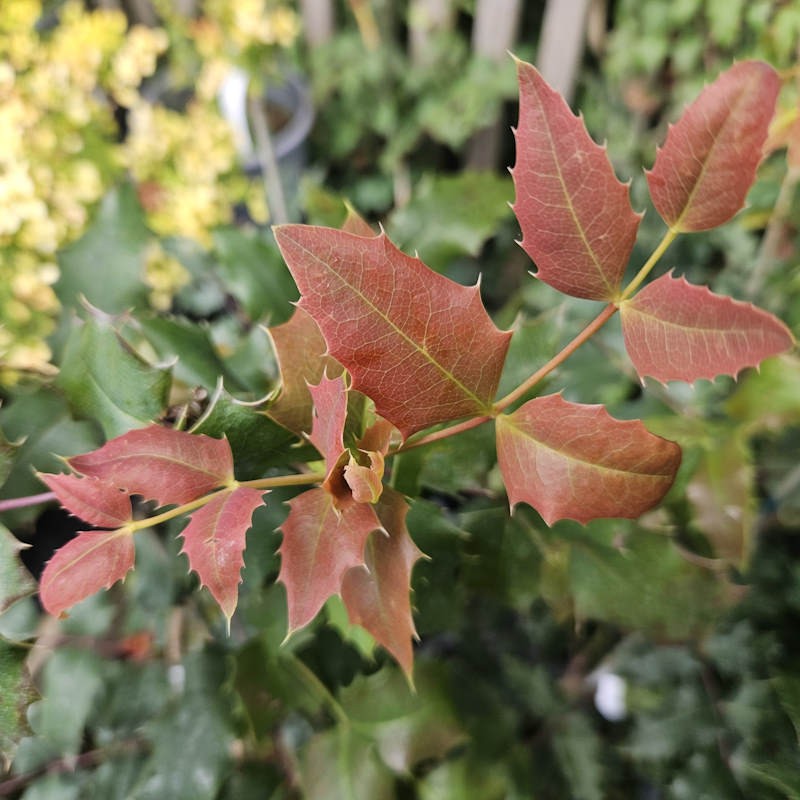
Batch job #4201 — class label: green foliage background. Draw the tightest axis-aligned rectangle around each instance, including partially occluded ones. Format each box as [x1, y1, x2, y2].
[2, 1, 800, 798]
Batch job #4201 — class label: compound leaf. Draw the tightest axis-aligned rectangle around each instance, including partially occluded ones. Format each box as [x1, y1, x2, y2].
[278, 487, 381, 633]
[36, 472, 132, 528]
[496, 394, 681, 525]
[68, 425, 233, 507]
[180, 486, 267, 622]
[274, 225, 511, 438]
[341, 488, 424, 679]
[267, 306, 343, 437]
[620, 272, 795, 383]
[646, 60, 780, 231]
[40, 529, 135, 617]
[511, 59, 641, 300]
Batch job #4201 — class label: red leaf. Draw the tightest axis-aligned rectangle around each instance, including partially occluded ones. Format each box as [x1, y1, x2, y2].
[267, 307, 344, 436]
[341, 488, 424, 679]
[646, 60, 779, 232]
[344, 451, 385, 504]
[511, 59, 641, 300]
[40, 529, 135, 617]
[68, 425, 233, 507]
[620, 272, 795, 383]
[307, 374, 348, 475]
[274, 225, 511, 438]
[341, 205, 376, 237]
[180, 486, 267, 622]
[278, 488, 381, 632]
[37, 472, 132, 528]
[496, 394, 681, 525]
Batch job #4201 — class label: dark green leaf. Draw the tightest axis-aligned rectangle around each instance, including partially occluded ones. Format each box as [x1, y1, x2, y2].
[387, 172, 513, 270]
[0, 388, 99, 526]
[57, 184, 150, 313]
[139, 650, 234, 800]
[192, 387, 312, 478]
[0, 639, 36, 759]
[213, 227, 298, 323]
[137, 315, 245, 392]
[58, 312, 171, 439]
[552, 713, 604, 800]
[0, 524, 35, 613]
[38, 647, 104, 755]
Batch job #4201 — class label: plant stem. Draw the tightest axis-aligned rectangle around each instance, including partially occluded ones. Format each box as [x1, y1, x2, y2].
[127, 472, 324, 533]
[0, 491, 56, 514]
[493, 302, 619, 413]
[618, 226, 679, 300]
[394, 414, 493, 454]
[248, 89, 290, 225]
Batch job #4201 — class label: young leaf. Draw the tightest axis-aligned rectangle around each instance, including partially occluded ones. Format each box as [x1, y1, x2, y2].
[646, 60, 780, 232]
[180, 486, 267, 622]
[511, 59, 641, 300]
[68, 425, 234, 507]
[496, 394, 681, 525]
[344, 451, 385, 504]
[267, 307, 343, 436]
[341, 488, 424, 679]
[36, 472, 132, 528]
[40, 529, 135, 617]
[278, 487, 382, 633]
[307, 374, 348, 474]
[274, 225, 511, 438]
[341, 205, 377, 237]
[620, 272, 795, 383]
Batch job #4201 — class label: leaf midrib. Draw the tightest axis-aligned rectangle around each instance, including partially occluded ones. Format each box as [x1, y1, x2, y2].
[290, 233, 490, 413]
[500, 416, 675, 479]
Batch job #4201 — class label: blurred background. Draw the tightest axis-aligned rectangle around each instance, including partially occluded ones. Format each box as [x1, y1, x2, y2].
[1, 2, 800, 798]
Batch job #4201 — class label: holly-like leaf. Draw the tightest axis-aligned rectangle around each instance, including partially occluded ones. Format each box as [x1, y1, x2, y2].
[1, 524, 35, 613]
[646, 60, 780, 232]
[180, 486, 267, 622]
[40, 529, 135, 617]
[308, 374, 348, 475]
[495, 393, 681, 525]
[620, 272, 795, 384]
[68, 425, 233, 507]
[341, 205, 377, 237]
[278, 487, 381, 633]
[341, 488, 424, 679]
[36, 472, 132, 528]
[267, 307, 343, 436]
[344, 417, 395, 504]
[274, 225, 511, 438]
[511, 59, 641, 300]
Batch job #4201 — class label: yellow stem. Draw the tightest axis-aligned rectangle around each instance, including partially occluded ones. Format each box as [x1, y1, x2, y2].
[493, 302, 619, 414]
[618, 226, 679, 301]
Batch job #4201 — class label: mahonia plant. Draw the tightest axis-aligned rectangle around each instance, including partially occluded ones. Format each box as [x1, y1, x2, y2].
[35, 58, 794, 680]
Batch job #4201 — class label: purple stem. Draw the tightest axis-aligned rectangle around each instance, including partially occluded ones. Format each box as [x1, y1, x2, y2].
[0, 491, 56, 514]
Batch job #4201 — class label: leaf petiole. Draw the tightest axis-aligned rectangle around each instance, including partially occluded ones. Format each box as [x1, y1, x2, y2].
[127, 471, 325, 533]
[618, 226, 679, 301]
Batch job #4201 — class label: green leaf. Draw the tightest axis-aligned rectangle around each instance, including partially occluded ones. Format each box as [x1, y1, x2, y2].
[57, 184, 150, 313]
[726, 355, 800, 432]
[213, 227, 298, 323]
[417, 756, 510, 800]
[387, 172, 513, 270]
[192, 386, 312, 478]
[58, 311, 171, 439]
[338, 663, 466, 774]
[0, 424, 20, 487]
[299, 728, 395, 800]
[139, 650, 234, 800]
[0, 639, 36, 759]
[0, 388, 99, 525]
[565, 520, 735, 637]
[0, 524, 35, 613]
[38, 647, 104, 755]
[552, 713, 604, 800]
[137, 315, 244, 393]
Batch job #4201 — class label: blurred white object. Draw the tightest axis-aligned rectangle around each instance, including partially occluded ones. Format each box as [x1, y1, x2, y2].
[594, 669, 627, 721]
